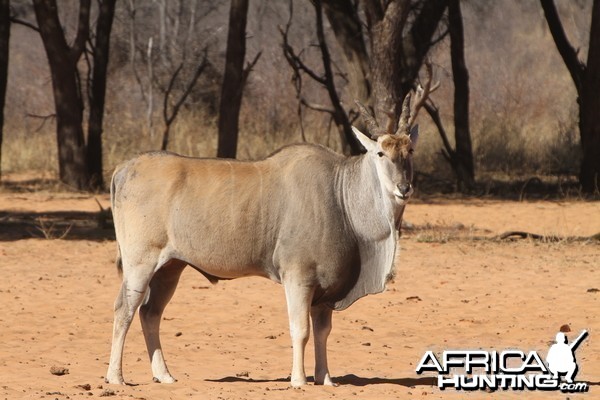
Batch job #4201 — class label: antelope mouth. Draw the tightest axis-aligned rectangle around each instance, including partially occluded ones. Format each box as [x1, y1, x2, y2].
[393, 188, 413, 201]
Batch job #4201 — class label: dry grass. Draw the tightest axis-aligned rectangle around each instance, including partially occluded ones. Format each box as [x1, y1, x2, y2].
[34, 216, 72, 240]
[406, 221, 481, 243]
[0, 107, 583, 192]
[0, 1, 591, 190]
[2, 125, 58, 175]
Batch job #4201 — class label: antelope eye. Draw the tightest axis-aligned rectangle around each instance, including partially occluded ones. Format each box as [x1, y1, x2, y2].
[377, 151, 384, 157]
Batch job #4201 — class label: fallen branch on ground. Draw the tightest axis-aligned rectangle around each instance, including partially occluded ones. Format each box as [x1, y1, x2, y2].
[495, 231, 600, 242]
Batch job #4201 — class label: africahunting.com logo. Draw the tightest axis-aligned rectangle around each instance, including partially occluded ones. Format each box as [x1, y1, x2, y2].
[416, 330, 589, 393]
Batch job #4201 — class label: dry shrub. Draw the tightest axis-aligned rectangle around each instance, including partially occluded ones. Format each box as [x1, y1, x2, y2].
[473, 105, 580, 175]
[2, 124, 57, 175]
[0, 0, 592, 188]
[544, 115, 581, 174]
[413, 0, 587, 181]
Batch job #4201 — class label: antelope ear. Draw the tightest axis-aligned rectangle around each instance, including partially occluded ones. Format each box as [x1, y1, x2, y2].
[409, 124, 419, 149]
[352, 126, 377, 152]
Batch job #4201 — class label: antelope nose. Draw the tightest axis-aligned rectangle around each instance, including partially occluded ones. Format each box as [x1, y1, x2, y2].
[397, 183, 411, 197]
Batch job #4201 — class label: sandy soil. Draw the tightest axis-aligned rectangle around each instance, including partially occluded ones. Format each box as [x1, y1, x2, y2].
[0, 187, 599, 400]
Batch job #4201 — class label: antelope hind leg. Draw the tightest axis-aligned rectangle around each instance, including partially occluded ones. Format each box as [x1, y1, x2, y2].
[139, 260, 186, 383]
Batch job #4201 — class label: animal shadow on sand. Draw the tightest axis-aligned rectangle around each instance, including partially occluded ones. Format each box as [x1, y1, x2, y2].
[206, 374, 436, 387]
[0, 210, 114, 241]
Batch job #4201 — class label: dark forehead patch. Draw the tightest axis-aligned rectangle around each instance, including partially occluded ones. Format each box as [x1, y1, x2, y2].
[379, 134, 412, 160]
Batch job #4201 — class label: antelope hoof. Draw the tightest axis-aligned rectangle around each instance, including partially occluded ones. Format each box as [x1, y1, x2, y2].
[290, 377, 307, 388]
[315, 374, 337, 386]
[153, 375, 177, 383]
[105, 373, 126, 385]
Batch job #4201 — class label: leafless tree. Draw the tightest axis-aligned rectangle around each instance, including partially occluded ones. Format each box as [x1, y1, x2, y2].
[0, 0, 9, 181]
[321, 0, 371, 106]
[87, 0, 117, 189]
[161, 55, 208, 150]
[541, 0, 600, 193]
[447, 0, 473, 190]
[362, 0, 448, 130]
[217, 0, 261, 159]
[121, 0, 221, 147]
[424, 0, 474, 191]
[282, 0, 448, 155]
[32, 0, 116, 191]
[280, 0, 362, 155]
[33, 0, 92, 190]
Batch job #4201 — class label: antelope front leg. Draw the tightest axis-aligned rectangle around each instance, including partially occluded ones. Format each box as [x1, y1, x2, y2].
[311, 304, 335, 386]
[283, 281, 314, 388]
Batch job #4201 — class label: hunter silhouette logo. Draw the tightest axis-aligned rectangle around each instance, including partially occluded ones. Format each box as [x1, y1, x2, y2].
[416, 329, 590, 393]
[546, 330, 588, 383]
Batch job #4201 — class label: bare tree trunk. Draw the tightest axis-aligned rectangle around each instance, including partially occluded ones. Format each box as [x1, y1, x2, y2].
[33, 0, 91, 190]
[87, 0, 117, 191]
[448, 0, 474, 190]
[0, 0, 9, 182]
[321, 0, 371, 105]
[579, 0, 600, 193]
[401, 0, 448, 93]
[313, 0, 362, 155]
[541, 0, 600, 193]
[364, 0, 448, 129]
[217, 0, 249, 159]
[364, 1, 409, 128]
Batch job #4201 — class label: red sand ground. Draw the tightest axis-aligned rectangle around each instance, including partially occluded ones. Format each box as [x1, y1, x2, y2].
[0, 186, 598, 400]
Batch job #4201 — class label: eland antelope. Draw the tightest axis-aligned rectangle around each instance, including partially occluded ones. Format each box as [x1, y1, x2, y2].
[105, 75, 435, 387]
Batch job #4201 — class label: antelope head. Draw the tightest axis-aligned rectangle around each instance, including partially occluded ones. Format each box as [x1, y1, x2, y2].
[352, 64, 438, 206]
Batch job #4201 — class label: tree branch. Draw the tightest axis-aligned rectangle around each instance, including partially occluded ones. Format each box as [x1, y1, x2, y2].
[300, 97, 335, 114]
[279, 0, 361, 154]
[163, 63, 184, 125]
[25, 113, 56, 133]
[161, 54, 208, 150]
[362, 0, 384, 29]
[424, 101, 455, 160]
[402, 0, 448, 95]
[355, 100, 384, 137]
[241, 51, 262, 88]
[279, 1, 327, 85]
[279, 26, 326, 85]
[70, 0, 92, 61]
[167, 57, 207, 125]
[83, 45, 94, 105]
[430, 27, 449, 47]
[540, 0, 585, 94]
[314, 0, 361, 154]
[9, 17, 39, 32]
